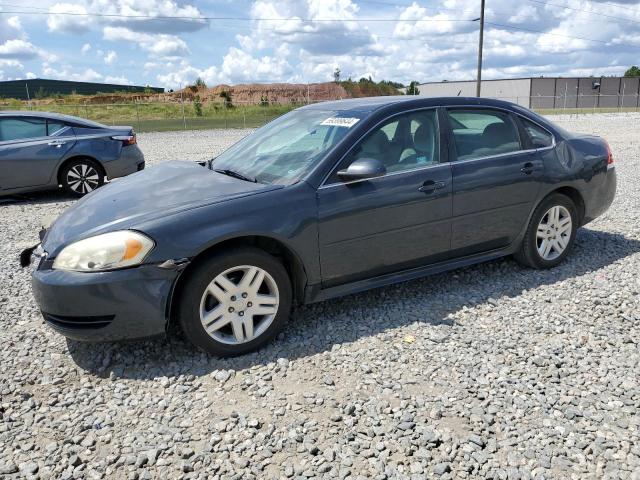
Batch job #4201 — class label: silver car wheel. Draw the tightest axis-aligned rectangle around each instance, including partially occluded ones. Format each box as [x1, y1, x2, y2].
[536, 205, 572, 261]
[67, 164, 100, 194]
[199, 265, 280, 345]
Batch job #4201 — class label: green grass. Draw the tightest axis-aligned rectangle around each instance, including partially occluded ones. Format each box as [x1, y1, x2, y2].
[0, 102, 297, 132]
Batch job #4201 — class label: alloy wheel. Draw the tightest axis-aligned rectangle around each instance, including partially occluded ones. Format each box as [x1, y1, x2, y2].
[199, 265, 280, 345]
[66, 164, 100, 194]
[536, 205, 572, 261]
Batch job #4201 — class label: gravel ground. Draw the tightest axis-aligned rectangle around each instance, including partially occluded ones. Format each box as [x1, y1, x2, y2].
[1, 115, 639, 479]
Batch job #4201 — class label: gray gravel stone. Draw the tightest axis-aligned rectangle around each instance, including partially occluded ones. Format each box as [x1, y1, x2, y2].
[1, 116, 639, 478]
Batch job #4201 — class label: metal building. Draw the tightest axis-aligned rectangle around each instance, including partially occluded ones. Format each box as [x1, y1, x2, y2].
[0, 78, 163, 100]
[409, 77, 640, 109]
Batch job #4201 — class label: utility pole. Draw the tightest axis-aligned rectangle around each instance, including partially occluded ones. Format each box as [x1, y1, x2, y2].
[475, 0, 485, 97]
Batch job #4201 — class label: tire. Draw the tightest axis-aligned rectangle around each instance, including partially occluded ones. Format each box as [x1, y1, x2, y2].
[60, 158, 105, 196]
[177, 247, 292, 357]
[515, 193, 578, 269]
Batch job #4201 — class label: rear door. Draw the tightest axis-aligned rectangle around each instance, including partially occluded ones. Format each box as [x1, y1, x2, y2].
[0, 117, 75, 190]
[317, 108, 453, 287]
[445, 108, 544, 256]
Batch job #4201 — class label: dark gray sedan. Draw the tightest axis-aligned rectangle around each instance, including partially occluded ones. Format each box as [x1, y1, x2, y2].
[0, 111, 144, 196]
[25, 97, 616, 357]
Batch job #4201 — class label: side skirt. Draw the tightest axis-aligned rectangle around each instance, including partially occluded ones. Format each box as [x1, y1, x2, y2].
[305, 247, 514, 304]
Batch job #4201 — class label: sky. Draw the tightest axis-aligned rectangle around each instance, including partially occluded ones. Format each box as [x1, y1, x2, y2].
[0, 0, 639, 89]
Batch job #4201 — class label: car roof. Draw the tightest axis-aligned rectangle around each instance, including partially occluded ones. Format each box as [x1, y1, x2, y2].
[302, 95, 521, 113]
[0, 110, 108, 128]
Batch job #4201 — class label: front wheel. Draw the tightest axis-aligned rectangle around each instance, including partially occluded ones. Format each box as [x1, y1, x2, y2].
[61, 159, 105, 196]
[177, 248, 292, 357]
[515, 193, 578, 269]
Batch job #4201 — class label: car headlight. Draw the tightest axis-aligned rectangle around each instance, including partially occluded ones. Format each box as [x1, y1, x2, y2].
[52, 231, 154, 272]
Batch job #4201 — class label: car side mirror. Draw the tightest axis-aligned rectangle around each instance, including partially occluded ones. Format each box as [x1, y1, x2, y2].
[337, 158, 387, 182]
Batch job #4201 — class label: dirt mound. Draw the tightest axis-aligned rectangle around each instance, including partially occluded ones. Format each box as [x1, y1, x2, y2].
[179, 82, 350, 104]
[3, 82, 400, 106]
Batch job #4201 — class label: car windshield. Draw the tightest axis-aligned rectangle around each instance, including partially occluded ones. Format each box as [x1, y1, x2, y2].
[210, 108, 367, 185]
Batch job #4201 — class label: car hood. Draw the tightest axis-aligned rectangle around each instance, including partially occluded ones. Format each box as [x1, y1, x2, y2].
[43, 161, 282, 254]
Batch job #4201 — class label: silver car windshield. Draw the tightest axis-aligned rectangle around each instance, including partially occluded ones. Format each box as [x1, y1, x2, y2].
[210, 108, 367, 185]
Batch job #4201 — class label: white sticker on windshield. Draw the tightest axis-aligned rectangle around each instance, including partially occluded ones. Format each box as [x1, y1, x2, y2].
[321, 117, 360, 128]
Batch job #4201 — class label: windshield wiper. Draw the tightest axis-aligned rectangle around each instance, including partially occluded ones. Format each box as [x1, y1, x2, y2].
[213, 168, 257, 183]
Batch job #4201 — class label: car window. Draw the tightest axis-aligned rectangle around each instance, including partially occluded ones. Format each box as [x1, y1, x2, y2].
[521, 118, 553, 149]
[211, 109, 367, 185]
[327, 109, 440, 183]
[0, 117, 47, 142]
[447, 109, 521, 161]
[47, 120, 67, 136]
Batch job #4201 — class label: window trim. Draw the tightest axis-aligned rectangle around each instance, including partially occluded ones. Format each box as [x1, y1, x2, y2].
[443, 105, 556, 164]
[319, 106, 445, 188]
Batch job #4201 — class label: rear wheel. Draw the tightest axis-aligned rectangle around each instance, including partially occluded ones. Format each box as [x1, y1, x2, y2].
[515, 193, 578, 269]
[61, 158, 104, 196]
[177, 248, 292, 357]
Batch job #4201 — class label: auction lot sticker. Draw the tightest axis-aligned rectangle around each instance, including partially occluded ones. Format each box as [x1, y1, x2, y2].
[321, 117, 360, 128]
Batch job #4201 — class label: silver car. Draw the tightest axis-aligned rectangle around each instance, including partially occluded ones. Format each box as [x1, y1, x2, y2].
[0, 111, 144, 196]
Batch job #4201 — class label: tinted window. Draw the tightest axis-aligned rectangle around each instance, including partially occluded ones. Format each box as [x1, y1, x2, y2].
[521, 118, 553, 148]
[47, 120, 67, 136]
[0, 117, 47, 141]
[328, 109, 439, 183]
[447, 109, 521, 161]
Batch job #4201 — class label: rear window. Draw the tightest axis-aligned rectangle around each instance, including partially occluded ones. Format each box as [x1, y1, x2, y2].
[447, 109, 521, 161]
[47, 120, 67, 136]
[0, 117, 47, 141]
[521, 118, 553, 148]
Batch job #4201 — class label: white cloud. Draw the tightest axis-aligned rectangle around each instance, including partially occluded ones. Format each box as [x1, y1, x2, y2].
[42, 62, 103, 82]
[47, 3, 91, 34]
[220, 47, 293, 83]
[103, 27, 189, 57]
[7, 16, 22, 31]
[104, 50, 117, 65]
[104, 75, 131, 85]
[249, 0, 383, 56]
[155, 60, 219, 88]
[81, 43, 91, 54]
[45, 0, 207, 34]
[393, 2, 473, 38]
[0, 39, 40, 60]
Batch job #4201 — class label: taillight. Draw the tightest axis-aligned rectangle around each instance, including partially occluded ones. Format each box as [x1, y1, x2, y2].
[112, 134, 137, 146]
[605, 141, 613, 165]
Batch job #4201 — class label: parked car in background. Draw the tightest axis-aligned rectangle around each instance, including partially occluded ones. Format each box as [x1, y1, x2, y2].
[24, 97, 616, 357]
[0, 111, 144, 196]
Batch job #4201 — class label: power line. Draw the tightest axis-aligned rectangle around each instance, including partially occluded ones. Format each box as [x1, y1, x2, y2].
[0, 8, 477, 23]
[484, 21, 631, 46]
[0, 3, 635, 50]
[525, 0, 640, 26]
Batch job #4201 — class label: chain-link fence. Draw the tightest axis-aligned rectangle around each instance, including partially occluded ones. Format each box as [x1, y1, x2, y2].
[489, 93, 640, 114]
[2, 94, 638, 133]
[0, 100, 299, 132]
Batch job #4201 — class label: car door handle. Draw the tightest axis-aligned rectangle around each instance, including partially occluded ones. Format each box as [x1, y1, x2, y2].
[521, 162, 534, 175]
[419, 180, 446, 193]
[47, 140, 66, 147]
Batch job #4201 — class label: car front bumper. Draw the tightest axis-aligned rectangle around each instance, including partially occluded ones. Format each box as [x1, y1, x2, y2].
[32, 263, 179, 342]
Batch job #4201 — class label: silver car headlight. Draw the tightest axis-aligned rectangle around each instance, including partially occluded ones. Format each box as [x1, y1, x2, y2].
[52, 231, 154, 272]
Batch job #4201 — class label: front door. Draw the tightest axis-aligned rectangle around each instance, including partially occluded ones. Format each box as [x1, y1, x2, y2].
[317, 108, 452, 287]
